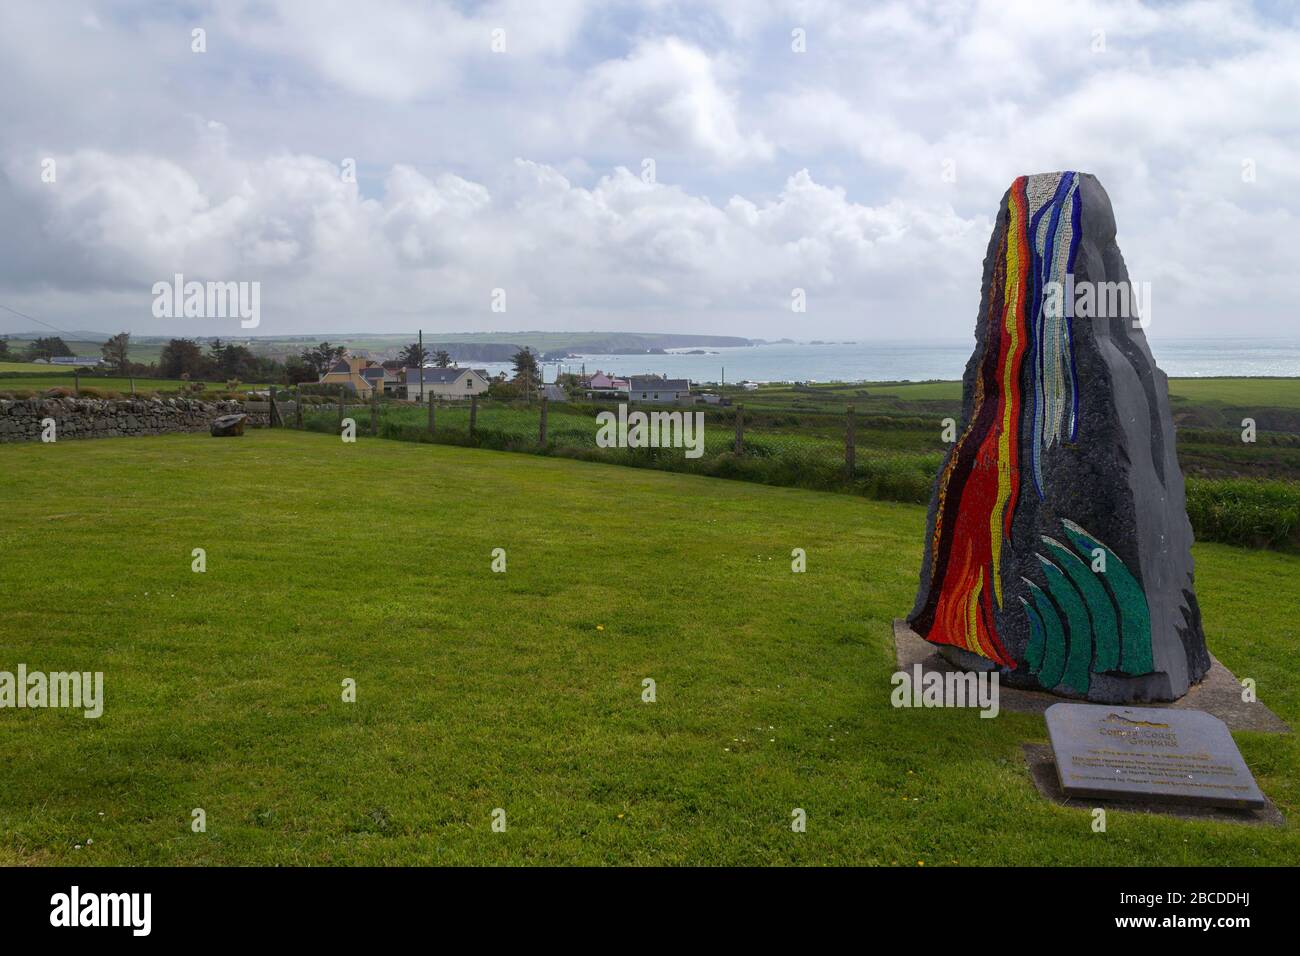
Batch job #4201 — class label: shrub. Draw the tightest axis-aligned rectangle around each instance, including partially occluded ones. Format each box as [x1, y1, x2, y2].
[1185, 478, 1300, 549]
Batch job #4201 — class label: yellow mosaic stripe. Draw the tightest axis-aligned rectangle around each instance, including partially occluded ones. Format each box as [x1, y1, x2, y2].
[989, 191, 1023, 609]
[966, 567, 984, 654]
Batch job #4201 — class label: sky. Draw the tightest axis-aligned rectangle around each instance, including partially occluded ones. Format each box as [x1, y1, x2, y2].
[1, 0, 1297, 343]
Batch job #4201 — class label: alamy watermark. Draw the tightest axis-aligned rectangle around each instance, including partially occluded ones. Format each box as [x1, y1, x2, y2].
[151, 273, 260, 328]
[1, 665, 103, 718]
[890, 664, 999, 718]
[50, 886, 150, 936]
[1044, 276, 1151, 329]
[596, 404, 705, 458]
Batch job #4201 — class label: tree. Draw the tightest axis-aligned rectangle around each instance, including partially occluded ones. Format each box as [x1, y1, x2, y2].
[511, 348, 540, 396]
[26, 336, 73, 361]
[282, 354, 316, 385]
[433, 350, 452, 368]
[399, 342, 427, 368]
[301, 342, 347, 379]
[215, 343, 256, 380]
[488, 378, 523, 400]
[159, 338, 207, 379]
[101, 332, 131, 373]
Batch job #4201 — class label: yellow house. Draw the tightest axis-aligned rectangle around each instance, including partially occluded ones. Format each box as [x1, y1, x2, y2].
[319, 355, 385, 396]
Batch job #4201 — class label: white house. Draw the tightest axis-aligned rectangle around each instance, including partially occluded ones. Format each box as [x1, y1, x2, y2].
[628, 376, 691, 403]
[405, 367, 491, 400]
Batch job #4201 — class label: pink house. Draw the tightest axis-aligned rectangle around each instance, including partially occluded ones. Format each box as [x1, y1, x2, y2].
[588, 371, 629, 391]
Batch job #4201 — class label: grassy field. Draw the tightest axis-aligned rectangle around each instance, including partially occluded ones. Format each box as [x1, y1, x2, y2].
[0, 430, 1296, 865]
[299, 394, 1300, 545]
[0, 361, 63, 373]
[746, 377, 1300, 410]
[0, 376, 176, 395]
[0, 374, 269, 397]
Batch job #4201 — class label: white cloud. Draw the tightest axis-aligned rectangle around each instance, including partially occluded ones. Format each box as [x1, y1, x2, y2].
[218, 0, 591, 100]
[0, 0, 1297, 340]
[3, 140, 978, 336]
[575, 37, 772, 165]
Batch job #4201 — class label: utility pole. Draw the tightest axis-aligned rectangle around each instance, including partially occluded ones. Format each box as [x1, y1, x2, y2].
[418, 328, 424, 404]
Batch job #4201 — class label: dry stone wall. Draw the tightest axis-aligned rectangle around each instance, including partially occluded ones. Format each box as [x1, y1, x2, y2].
[0, 397, 269, 443]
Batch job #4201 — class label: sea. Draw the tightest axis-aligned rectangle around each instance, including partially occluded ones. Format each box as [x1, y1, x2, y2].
[469, 337, 1300, 385]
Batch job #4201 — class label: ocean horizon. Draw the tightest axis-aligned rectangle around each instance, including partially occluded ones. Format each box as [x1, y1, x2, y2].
[471, 336, 1300, 385]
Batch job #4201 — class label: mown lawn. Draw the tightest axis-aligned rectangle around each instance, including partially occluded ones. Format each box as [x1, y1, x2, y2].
[0, 430, 1296, 865]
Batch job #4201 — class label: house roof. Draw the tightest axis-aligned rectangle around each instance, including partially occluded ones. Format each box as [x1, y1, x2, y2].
[629, 377, 690, 391]
[406, 367, 489, 385]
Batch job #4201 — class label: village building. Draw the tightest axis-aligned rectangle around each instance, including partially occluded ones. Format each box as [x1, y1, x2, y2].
[404, 367, 492, 400]
[629, 376, 692, 404]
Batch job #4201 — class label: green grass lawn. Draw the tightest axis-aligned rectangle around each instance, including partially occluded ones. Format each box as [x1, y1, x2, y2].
[1168, 377, 1300, 410]
[0, 375, 162, 394]
[0, 361, 64, 373]
[0, 375, 270, 397]
[1, 430, 1296, 865]
[751, 377, 1300, 410]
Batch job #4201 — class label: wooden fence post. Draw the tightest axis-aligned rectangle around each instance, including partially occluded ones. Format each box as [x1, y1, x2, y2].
[74, 370, 80, 396]
[269, 385, 278, 427]
[734, 404, 744, 456]
[845, 403, 856, 479]
[428, 392, 436, 436]
[370, 392, 378, 435]
[130, 376, 135, 396]
[470, 394, 478, 436]
[295, 385, 303, 428]
[539, 396, 548, 444]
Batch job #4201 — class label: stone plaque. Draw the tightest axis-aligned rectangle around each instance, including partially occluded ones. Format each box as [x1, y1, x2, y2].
[1045, 702, 1266, 809]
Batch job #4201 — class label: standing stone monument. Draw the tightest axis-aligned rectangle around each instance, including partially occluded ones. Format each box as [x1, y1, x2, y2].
[908, 172, 1210, 703]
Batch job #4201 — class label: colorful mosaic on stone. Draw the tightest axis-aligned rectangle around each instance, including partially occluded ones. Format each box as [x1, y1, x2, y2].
[1019, 520, 1153, 693]
[910, 172, 1150, 686]
[1027, 171, 1082, 496]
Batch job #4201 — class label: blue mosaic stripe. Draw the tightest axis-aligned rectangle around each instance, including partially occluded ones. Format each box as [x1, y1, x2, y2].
[1028, 171, 1081, 496]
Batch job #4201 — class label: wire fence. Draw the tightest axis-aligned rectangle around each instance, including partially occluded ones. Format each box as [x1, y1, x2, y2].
[253, 387, 949, 504]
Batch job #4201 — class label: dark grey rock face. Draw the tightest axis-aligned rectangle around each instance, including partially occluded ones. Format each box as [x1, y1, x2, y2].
[210, 413, 247, 437]
[907, 172, 1209, 702]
